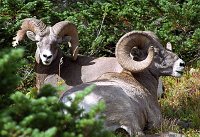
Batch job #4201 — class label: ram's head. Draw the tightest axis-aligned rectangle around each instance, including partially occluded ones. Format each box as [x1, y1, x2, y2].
[12, 18, 79, 65]
[116, 31, 185, 77]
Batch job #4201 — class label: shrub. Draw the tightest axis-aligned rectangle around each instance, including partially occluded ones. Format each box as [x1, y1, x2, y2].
[0, 48, 25, 108]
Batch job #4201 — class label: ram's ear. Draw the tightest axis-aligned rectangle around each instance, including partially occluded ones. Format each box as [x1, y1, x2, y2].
[166, 42, 172, 51]
[58, 36, 71, 44]
[26, 31, 37, 41]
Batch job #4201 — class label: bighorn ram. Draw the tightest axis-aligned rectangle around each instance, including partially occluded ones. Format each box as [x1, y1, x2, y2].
[60, 31, 185, 136]
[12, 18, 122, 90]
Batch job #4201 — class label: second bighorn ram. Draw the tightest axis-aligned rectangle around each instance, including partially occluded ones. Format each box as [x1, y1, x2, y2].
[60, 31, 185, 136]
[13, 18, 123, 90]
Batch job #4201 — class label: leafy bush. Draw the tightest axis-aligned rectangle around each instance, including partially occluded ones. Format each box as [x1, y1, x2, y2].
[0, 48, 25, 108]
[0, 87, 113, 137]
[54, 0, 200, 63]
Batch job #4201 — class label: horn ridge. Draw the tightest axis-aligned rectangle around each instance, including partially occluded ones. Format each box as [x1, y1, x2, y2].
[52, 21, 79, 60]
[21, 18, 47, 35]
[12, 18, 47, 47]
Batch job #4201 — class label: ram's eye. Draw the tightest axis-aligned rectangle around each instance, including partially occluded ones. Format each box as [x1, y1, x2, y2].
[161, 61, 167, 66]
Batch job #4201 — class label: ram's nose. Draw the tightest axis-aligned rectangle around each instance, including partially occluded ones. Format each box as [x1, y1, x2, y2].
[178, 59, 185, 68]
[180, 62, 185, 67]
[43, 54, 53, 59]
[171, 58, 185, 77]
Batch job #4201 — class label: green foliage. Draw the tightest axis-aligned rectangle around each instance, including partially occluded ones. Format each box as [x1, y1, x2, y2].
[0, 90, 113, 137]
[54, 0, 200, 63]
[0, 48, 25, 108]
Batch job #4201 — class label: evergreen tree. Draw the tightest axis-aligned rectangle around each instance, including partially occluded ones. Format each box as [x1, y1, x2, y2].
[0, 48, 25, 108]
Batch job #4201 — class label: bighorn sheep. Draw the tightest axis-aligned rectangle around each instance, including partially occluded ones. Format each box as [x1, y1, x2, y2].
[12, 18, 122, 90]
[60, 31, 185, 136]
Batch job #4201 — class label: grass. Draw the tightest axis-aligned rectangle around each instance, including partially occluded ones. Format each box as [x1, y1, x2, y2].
[158, 68, 200, 136]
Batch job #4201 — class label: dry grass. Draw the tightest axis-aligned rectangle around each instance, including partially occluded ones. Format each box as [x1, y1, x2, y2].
[158, 68, 200, 136]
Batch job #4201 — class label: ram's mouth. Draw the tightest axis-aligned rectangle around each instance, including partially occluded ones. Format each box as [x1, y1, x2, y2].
[44, 61, 50, 64]
[176, 71, 183, 75]
[43, 61, 51, 65]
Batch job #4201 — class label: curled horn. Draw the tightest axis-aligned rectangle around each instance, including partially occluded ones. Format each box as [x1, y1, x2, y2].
[115, 31, 157, 72]
[12, 18, 47, 47]
[51, 21, 79, 60]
